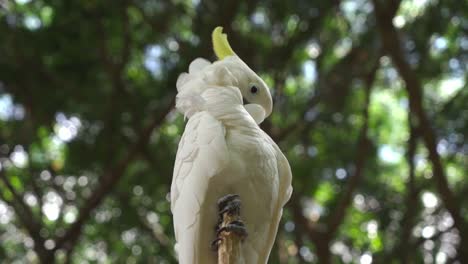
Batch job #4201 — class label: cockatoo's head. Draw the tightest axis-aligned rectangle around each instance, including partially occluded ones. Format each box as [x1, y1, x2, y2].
[212, 27, 273, 124]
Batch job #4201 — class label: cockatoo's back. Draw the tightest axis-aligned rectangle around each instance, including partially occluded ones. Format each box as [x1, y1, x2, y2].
[171, 85, 292, 264]
[171, 27, 291, 264]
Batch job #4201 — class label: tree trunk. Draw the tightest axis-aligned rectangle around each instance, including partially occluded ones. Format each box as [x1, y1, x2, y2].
[315, 240, 331, 264]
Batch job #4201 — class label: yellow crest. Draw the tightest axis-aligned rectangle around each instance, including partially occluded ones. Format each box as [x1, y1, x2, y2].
[212, 27, 236, 60]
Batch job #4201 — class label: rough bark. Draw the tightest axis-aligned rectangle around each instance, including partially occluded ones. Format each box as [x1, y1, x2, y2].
[217, 196, 245, 264]
[218, 210, 244, 264]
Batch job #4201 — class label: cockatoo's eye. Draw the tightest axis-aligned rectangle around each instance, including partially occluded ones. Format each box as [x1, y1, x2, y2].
[250, 85, 258, 94]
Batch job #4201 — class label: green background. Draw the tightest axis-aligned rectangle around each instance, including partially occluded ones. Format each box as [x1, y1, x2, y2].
[0, 0, 467, 263]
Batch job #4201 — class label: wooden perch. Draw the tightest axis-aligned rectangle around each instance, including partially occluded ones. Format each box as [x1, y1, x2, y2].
[216, 194, 246, 264]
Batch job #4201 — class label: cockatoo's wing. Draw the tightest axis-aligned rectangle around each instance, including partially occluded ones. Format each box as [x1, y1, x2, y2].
[171, 110, 228, 264]
[258, 132, 293, 263]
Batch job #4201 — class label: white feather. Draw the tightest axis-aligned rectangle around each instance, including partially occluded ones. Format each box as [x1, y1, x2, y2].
[175, 59, 213, 117]
[189, 58, 211, 74]
[171, 111, 228, 264]
[176, 73, 190, 92]
[171, 58, 292, 264]
[244, 104, 266, 124]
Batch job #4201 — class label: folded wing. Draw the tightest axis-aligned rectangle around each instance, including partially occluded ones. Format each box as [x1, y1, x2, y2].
[171, 111, 229, 264]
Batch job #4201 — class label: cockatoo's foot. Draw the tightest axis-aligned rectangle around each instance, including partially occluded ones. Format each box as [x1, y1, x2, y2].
[216, 220, 248, 239]
[215, 194, 241, 230]
[211, 220, 248, 250]
[217, 194, 241, 216]
[211, 194, 248, 251]
[211, 238, 222, 251]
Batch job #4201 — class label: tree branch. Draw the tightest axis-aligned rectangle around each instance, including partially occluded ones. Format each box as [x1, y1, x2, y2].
[286, 47, 380, 264]
[217, 201, 244, 264]
[293, 199, 332, 263]
[372, 0, 467, 260]
[326, 65, 376, 236]
[54, 96, 175, 251]
[120, 0, 131, 70]
[396, 120, 420, 263]
[271, 31, 383, 143]
[0, 170, 50, 261]
[372, 0, 467, 258]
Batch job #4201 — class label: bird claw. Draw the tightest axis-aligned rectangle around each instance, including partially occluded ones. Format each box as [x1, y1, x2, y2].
[211, 220, 248, 251]
[210, 238, 222, 251]
[216, 220, 248, 239]
[211, 194, 248, 250]
[219, 200, 241, 216]
[217, 194, 241, 212]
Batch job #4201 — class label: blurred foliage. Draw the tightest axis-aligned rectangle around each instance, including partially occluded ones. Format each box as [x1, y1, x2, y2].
[0, 0, 467, 263]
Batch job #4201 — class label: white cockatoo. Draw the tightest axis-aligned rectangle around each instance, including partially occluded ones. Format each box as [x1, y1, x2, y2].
[171, 27, 292, 264]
